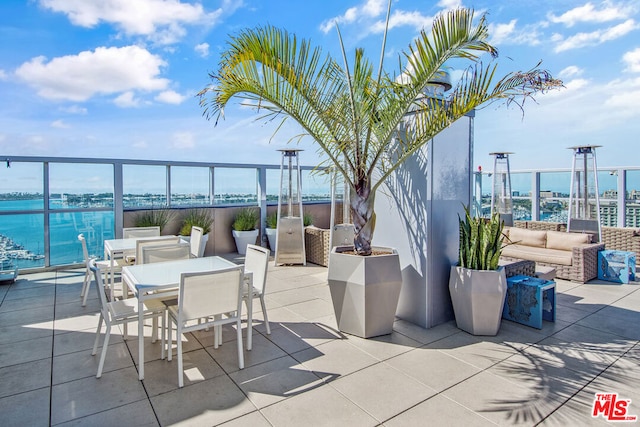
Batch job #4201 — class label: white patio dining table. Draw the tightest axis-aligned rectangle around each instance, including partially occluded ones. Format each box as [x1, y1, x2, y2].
[121, 256, 253, 380]
[103, 235, 183, 295]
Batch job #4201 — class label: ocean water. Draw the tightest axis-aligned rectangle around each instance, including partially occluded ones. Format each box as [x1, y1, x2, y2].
[0, 199, 114, 269]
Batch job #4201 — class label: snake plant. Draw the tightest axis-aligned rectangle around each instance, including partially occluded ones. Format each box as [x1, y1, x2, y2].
[458, 206, 504, 271]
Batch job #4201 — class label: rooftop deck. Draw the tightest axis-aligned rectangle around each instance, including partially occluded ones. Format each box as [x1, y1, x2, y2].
[1, 257, 639, 426]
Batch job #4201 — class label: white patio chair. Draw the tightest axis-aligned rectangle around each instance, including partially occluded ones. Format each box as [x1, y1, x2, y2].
[134, 236, 181, 265]
[189, 226, 204, 258]
[243, 244, 271, 335]
[89, 260, 166, 378]
[141, 242, 191, 264]
[122, 226, 160, 238]
[167, 266, 245, 387]
[78, 234, 126, 306]
[214, 244, 271, 347]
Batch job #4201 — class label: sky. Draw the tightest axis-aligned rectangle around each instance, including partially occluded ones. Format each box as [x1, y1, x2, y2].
[1, 0, 639, 173]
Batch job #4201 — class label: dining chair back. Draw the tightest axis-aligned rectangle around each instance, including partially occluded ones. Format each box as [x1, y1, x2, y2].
[166, 266, 245, 387]
[189, 226, 204, 258]
[135, 236, 181, 265]
[78, 234, 116, 306]
[244, 244, 272, 334]
[89, 260, 166, 378]
[123, 226, 160, 239]
[141, 242, 191, 264]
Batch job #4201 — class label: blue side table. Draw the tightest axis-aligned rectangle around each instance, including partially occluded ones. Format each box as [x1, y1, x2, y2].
[598, 250, 636, 284]
[502, 275, 556, 329]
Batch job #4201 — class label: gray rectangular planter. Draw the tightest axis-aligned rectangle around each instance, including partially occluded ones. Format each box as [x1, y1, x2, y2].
[328, 247, 402, 338]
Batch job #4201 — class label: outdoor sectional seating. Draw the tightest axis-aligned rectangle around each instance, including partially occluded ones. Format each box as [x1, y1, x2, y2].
[501, 226, 604, 283]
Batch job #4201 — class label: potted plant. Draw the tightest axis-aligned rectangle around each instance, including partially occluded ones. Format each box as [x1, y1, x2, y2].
[179, 208, 214, 257]
[133, 208, 174, 232]
[449, 206, 507, 336]
[265, 212, 278, 252]
[303, 212, 313, 227]
[232, 208, 259, 255]
[199, 4, 560, 337]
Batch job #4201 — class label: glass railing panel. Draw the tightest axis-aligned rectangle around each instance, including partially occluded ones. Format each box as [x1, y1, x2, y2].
[0, 213, 45, 269]
[214, 168, 257, 205]
[123, 165, 167, 208]
[301, 170, 331, 202]
[266, 168, 279, 204]
[539, 171, 570, 222]
[0, 162, 44, 211]
[626, 170, 640, 227]
[598, 170, 618, 227]
[49, 163, 114, 209]
[512, 172, 532, 221]
[50, 211, 115, 265]
[170, 166, 211, 206]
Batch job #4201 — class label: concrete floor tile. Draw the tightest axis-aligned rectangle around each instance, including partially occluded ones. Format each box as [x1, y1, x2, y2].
[218, 410, 271, 427]
[0, 322, 53, 346]
[576, 308, 640, 340]
[206, 333, 287, 374]
[150, 374, 256, 426]
[284, 298, 334, 320]
[0, 335, 53, 368]
[341, 329, 422, 361]
[426, 331, 520, 370]
[53, 399, 159, 427]
[229, 355, 323, 408]
[0, 358, 51, 398]
[0, 387, 50, 427]
[0, 292, 55, 313]
[0, 305, 54, 327]
[392, 319, 460, 345]
[386, 346, 481, 392]
[261, 383, 378, 427]
[330, 362, 436, 422]
[51, 366, 147, 425]
[53, 327, 122, 356]
[443, 369, 561, 425]
[385, 394, 496, 427]
[52, 342, 134, 384]
[143, 348, 226, 396]
[291, 338, 379, 379]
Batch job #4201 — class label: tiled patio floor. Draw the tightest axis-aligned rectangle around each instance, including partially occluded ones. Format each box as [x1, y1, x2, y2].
[1, 257, 639, 426]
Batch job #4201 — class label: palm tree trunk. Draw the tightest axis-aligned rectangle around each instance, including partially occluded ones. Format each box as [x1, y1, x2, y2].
[350, 181, 375, 256]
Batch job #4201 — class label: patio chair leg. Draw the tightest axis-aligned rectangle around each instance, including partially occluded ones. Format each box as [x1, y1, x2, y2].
[236, 319, 244, 370]
[260, 296, 270, 335]
[96, 325, 111, 378]
[177, 326, 183, 387]
[92, 314, 104, 356]
[167, 318, 173, 362]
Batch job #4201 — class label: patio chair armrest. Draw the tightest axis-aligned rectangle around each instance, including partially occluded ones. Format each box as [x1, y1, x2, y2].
[572, 242, 605, 283]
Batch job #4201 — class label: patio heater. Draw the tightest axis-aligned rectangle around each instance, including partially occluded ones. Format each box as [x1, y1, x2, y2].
[567, 145, 602, 241]
[489, 152, 514, 226]
[274, 149, 306, 265]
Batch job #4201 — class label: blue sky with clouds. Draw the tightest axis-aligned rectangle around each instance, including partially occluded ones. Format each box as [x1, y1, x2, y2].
[0, 0, 639, 171]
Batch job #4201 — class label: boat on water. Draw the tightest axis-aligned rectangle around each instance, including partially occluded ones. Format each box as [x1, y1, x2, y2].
[0, 256, 18, 283]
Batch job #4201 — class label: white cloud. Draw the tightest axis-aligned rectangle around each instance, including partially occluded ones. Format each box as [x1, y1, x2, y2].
[51, 120, 70, 128]
[39, 0, 220, 45]
[0, 69, 8, 80]
[320, 0, 387, 33]
[437, 0, 462, 9]
[487, 20, 543, 46]
[171, 131, 195, 149]
[114, 91, 141, 108]
[548, 2, 634, 27]
[558, 65, 583, 78]
[15, 46, 169, 102]
[155, 90, 187, 104]
[553, 19, 639, 52]
[195, 42, 210, 58]
[60, 105, 87, 114]
[604, 77, 640, 114]
[623, 47, 640, 72]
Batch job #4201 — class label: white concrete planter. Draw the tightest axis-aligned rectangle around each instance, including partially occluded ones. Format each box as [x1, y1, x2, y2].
[265, 227, 277, 252]
[232, 229, 259, 255]
[448, 265, 507, 336]
[327, 247, 402, 338]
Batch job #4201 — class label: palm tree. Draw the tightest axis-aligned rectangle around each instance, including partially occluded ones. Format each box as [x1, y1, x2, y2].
[199, 4, 562, 255]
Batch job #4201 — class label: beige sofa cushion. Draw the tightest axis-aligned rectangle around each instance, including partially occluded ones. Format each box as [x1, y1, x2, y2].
[507, 227, 547, 248]
[546, 230, 591, 251]
[502, 244, 573, 266]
